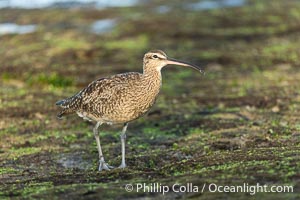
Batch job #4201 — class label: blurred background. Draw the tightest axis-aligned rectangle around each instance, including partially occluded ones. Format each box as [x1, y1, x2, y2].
[0, 0, 299, 199]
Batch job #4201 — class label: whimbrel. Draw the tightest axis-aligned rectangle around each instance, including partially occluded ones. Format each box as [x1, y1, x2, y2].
[56, 50, 203, 171]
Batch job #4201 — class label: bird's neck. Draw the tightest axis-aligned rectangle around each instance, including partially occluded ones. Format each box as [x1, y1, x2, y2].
[143, 65, 161, 80]
[142, 65, 162, 90]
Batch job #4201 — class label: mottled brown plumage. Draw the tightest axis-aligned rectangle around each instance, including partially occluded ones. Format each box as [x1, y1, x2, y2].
[57, 72, 160, 124]
[56, 50, 203, 171]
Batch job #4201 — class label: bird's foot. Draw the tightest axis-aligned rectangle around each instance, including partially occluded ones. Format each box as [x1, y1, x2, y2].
[98, 160, 114, 171]
[118, 163, 126, 169]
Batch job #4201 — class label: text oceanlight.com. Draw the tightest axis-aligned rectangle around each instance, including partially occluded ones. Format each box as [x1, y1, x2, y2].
[124, 183, 294, 195]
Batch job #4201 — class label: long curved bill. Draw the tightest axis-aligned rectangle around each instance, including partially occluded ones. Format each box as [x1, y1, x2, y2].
[166, 58, 204, 74]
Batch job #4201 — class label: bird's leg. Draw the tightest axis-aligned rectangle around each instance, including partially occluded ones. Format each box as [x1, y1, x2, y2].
[119, 123, 128, 169]
[93, 122, 114, 171]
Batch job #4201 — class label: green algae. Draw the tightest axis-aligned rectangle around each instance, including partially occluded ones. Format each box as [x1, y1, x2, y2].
[0, 0, 300, 199]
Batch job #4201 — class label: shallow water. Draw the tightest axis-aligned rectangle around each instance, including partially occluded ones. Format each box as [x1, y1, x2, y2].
[0, 23, 36, 35]
[90, 19, 117, 34]
[155, 5, 171, 14]
[57, 152, 93, 170]
[186, 0, 246, 10]
[0, 0, 140, 9]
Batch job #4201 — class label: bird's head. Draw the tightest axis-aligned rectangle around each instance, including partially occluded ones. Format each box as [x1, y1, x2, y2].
[143, 50, 204, 74]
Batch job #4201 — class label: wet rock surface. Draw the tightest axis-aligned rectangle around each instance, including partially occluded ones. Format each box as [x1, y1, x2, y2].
[0, 0, 299, 199]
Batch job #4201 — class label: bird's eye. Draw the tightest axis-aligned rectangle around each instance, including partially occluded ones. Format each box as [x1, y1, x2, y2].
[152, 55, 158, 59]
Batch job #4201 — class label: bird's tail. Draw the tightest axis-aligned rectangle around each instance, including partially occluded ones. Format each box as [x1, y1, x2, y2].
[56, 99, 66, 107]
[55, 99, 74, 119]
[56, 108, 75, 119]
[57, 110, 65, 119]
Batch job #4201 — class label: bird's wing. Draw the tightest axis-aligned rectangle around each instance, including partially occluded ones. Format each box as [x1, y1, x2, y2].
[80, 78, 123, 105]
[56, 72, 141, 118]
[77, 72, 141, 109]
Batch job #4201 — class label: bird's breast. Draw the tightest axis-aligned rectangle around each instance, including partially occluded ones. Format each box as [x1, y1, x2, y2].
[116, 83, 160, 120]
